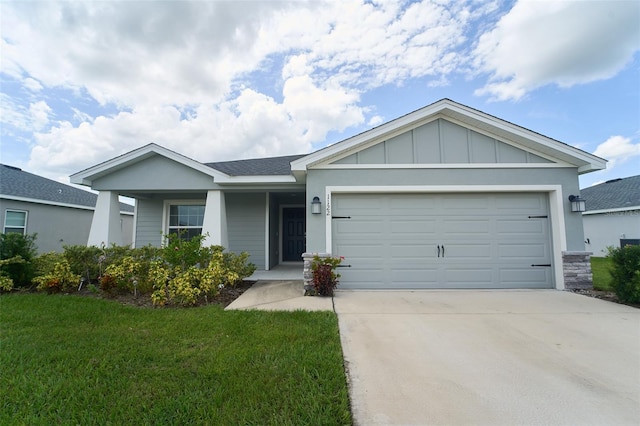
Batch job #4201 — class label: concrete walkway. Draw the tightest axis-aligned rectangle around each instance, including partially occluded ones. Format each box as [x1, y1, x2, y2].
[225, 280, 332, 311]
[227, 283, 640, 425]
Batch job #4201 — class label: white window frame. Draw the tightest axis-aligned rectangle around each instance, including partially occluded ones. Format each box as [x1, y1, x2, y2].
[3, 209, 28, 235]
[161, 200, 206, 243]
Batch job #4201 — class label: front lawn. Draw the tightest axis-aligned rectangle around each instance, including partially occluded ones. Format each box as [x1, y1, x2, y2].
[591, 256, 612, 291]
[0, 294, 352, 425]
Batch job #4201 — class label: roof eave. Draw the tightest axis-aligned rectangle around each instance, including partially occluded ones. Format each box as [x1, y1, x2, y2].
[292, 99, 607, 172]
[70, 143, 230, 187]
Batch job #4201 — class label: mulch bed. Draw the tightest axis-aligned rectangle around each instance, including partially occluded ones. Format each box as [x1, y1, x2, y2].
[569, 288, 640, 309]
[75, 280, 256, 308]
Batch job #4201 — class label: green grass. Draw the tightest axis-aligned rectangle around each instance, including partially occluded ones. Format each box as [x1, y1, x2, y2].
[0, 294, 352, 425]
[591, 256, 613, 291]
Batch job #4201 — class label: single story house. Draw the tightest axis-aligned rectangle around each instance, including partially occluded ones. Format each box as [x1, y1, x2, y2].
[581, 175, 640, 257]
[70, 99, 606, 290]
[0, 164, 134, 253]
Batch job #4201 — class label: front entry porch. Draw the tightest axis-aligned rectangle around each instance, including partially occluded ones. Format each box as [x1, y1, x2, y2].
[249, 263, 303, 280]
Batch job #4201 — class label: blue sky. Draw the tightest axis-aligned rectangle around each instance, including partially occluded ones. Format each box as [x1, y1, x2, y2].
[1, 0, 638, 190]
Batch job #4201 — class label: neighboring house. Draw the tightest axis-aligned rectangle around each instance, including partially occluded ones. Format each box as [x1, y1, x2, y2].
[580, 175, 640, 257]
[70, 99, 606, 290]
[0, 164, 134, 253]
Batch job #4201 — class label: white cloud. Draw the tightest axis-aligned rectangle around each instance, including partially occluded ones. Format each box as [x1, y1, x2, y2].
[29, 101, 52, 130]
[593, 135, 640, 168]
[1, 0, 487, 181]
[23, 78, 43, 92]
[473, 0, 640, 101]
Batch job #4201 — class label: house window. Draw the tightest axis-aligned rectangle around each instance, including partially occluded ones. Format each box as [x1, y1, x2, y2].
[168, 204, 205, 240]
[4, 210, 27, 235]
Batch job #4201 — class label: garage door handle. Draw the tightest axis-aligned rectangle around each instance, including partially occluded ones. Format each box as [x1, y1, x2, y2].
[437, 245, 440, 257]
[531, 264, 551, 267]
[442, 245, 445, 257]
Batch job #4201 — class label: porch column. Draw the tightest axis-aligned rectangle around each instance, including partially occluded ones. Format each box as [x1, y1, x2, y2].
[87, 191, 122, 247]
[202, 190, 228, 248]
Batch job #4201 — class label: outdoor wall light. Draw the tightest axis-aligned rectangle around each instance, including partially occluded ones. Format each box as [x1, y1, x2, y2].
[311, 196, 322, 214]
[568, 195, 586, 213]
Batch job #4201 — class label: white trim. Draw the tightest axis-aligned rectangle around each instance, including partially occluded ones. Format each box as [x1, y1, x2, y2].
[314, 163, 571, 170]
[215, 175, 298, 184]
[3, 209, 28, 235]
[70, 143, 228, 186]
[583, 206, 640, 215]
[0, 194, 134, 215]
[324, 184, 566, 290]
[161, 199, 206, 245]
[131, 200, 138, 249]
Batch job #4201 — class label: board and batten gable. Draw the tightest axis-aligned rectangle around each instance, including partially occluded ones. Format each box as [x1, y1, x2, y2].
[331, 119, 556, 165]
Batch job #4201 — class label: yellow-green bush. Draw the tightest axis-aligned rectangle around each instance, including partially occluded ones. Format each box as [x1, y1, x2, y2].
[33, 254, 80, 293]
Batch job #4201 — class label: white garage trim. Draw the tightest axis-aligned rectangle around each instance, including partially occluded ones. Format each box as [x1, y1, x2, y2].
[324, 185, 567, 290]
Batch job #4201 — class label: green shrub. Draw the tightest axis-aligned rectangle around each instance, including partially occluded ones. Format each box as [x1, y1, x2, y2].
[0, 256, 25, 292]
[162, 232, 214, 269]
[62, 245, 103, 282]
[222, 251, 256, 286]
[150, 241, 254, 306]
[607, 245, 640, 304]
[33, 253, 80, 293]
[0, 233, 37, 287]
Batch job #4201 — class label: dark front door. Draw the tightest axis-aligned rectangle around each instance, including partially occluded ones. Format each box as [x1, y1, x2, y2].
[282, 207, 305, 261]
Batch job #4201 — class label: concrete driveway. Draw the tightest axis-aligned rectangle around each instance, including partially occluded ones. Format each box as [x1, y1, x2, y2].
[334, 290, 640, 425]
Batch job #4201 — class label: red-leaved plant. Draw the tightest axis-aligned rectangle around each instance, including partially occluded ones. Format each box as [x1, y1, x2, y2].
[311, 255, 343, 296]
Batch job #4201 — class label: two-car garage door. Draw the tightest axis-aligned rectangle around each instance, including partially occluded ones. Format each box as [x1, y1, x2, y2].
[331, 193, 553, 289]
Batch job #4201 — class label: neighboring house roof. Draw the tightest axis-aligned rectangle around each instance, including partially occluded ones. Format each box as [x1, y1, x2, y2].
[1, 164, 134, 213]
[205, 154, 307, 176]
[291, 98, 606, 177]
[581, 175, 640, 213]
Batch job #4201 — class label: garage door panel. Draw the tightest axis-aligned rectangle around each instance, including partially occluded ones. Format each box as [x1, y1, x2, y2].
[390, 268, 439, 285]
[443, 243, 493, 260]
[444, 268, 494, 286]
[498, 243, 549, 259]
[390, 243, 435, 259]
[500, 268, 551, 288]
[442, 218, 492, 236]
[332, 193, 553, 289]
[334, 219, 383, 237]
[391, 219, 437, 236]
[497, 219, 547, 237]
[496, 194, 546, 212]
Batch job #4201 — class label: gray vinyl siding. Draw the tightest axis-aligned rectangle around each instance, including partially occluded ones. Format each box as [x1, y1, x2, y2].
[135, 198, 164, 247]
[0, 199, 132, 253]
[93, 155, 217, 192]
[332, 119, 554, 165]
[226, 193, 266, 270]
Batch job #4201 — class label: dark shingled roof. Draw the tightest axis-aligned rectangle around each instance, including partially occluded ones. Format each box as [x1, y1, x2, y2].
[581, 175, 640, 211]
[0, 164, 134, 212]
[205, 154, 307, 176]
